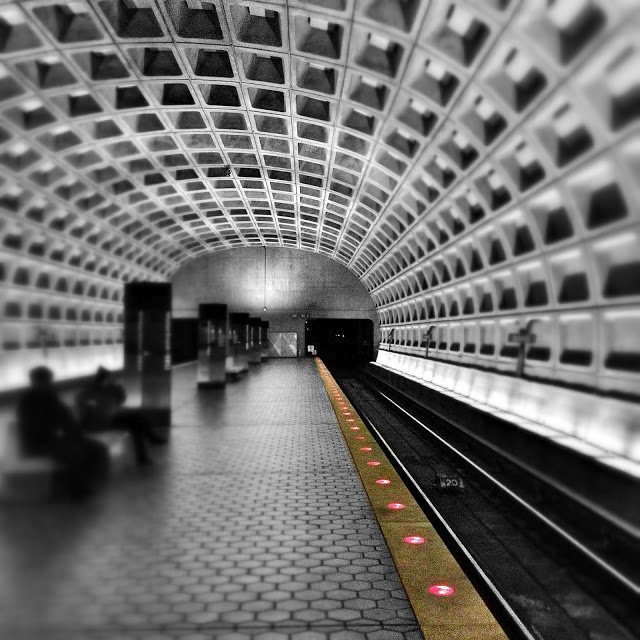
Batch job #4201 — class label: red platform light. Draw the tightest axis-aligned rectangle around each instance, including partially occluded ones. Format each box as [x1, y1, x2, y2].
[375, 479, 391, 485]
[360, 447, 372, 451]
[404, 536, 424, 544]
[428, 585, 454, 597]
[387, 503, 405, 510]
[367, 461, 380, 466]
[350, 426, 360, 430]
[346, 418, 355, 422]
[355, 436, 365, 440]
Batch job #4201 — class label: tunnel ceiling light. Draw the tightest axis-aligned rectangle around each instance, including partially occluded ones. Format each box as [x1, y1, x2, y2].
[262, 246, 267, 312]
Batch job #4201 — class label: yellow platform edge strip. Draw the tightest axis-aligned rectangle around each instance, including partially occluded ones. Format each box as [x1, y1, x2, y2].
[315, 358, 508, 640]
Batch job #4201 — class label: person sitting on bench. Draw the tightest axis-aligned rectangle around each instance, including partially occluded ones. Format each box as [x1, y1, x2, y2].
[16, 366, 110, 498]
[75, 367, 163, 467]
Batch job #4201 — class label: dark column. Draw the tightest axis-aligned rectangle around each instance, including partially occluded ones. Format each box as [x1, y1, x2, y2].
[228, 312, 250, 374]
[124, 282, 172, 429]
[197, 304, 227, 388]
[260, 321, 270, 360]
[171, 318, 198, 365]
[248, 317, 262, 364]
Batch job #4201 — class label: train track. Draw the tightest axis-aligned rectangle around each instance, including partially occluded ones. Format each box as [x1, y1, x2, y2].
[334, 369, 639, 640]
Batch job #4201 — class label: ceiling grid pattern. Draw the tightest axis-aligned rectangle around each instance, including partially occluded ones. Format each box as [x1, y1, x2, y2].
[0, 0, 639, 394]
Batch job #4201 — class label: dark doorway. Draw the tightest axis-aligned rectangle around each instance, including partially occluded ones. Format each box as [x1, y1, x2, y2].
[305, 319, 374, 372]
[171, 318, 198, 365]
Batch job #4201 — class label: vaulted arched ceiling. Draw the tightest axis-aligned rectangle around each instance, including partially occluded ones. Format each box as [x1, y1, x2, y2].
[1, 0, 639, 394]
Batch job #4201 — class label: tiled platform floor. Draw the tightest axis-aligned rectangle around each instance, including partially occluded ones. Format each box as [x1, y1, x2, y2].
[0, 360, 423, 640]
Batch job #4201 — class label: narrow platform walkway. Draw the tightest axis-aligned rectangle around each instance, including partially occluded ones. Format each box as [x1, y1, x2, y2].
[0, 360, 422, 640]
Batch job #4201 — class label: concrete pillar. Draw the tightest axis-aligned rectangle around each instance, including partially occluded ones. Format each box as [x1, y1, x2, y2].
[197, 303, 227, 388]
[260, 320, 270, 360]
[249, 317, 262, 364]
[228, 312, 250, 374]
[124, 282, 172, 429]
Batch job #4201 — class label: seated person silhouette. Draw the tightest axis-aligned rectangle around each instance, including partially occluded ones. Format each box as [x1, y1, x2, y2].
[75, 367, 163, 466]
[17, 366, 109, 498]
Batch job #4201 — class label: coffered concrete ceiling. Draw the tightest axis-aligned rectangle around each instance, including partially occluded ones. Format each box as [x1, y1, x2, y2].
[1, 0, 639, 393]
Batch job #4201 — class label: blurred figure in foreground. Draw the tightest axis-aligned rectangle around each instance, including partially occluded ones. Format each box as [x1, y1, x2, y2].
[75, 367, 164, 467]
[17, 366, 110, 498]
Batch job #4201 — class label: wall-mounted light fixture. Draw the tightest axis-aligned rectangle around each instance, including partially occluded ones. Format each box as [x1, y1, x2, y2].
[262, 245, 267, 312]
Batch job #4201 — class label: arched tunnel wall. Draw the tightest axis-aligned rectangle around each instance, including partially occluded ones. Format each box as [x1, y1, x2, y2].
[172, 247, 379, 356]
[0, 1, 639, 402]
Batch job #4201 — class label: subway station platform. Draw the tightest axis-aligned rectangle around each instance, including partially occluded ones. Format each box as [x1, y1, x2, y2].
[0, 360, 427, 640]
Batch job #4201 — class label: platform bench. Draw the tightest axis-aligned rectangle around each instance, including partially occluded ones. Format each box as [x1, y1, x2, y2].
[225, 364, 246, 381]
[0, 423, 135, 502]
